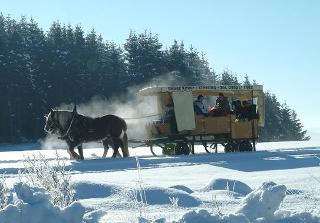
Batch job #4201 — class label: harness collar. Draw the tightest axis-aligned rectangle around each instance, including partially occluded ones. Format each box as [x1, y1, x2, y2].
[57, 111, 77, 139]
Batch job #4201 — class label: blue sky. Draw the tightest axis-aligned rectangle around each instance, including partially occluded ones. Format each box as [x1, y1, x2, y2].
[1, 0, 319, 138]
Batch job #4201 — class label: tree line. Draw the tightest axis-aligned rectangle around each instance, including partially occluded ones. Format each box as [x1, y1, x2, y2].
[0, 14, 309, 143]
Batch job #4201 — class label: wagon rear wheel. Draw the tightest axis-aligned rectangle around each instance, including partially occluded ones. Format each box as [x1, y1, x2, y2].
[238, 140, 253, 152]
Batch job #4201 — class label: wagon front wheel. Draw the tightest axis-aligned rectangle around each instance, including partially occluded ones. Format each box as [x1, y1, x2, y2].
[162, 142, 190, 155]
[224, 142, 237, 153]
[175, 142, 190, 155]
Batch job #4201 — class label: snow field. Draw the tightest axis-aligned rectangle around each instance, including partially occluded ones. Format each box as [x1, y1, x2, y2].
[0, 141, 319, 222]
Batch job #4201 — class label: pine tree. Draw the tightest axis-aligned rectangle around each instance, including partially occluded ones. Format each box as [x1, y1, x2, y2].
[2, 16, 39, 142]
[163, 40, 188, 83]
[243, 74, 251, 86]
[290, 110, 309, 140]
[46, 21, 70, 105]
[19, 17, 47, 139]
[279, 104, 309, 141]
[124, 31, 164, 84]
[186, 46, 202, 85]
[104, 42, 127, 94]
[71, 25, 87, 102]
[220, 70, 239, 85]
[198, 53, 216, 85]
[0, 13, 10, 142]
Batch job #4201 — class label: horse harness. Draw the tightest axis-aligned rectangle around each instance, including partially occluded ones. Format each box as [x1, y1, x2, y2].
[53, 111, 77, 142]
[56, 113, 112, 144]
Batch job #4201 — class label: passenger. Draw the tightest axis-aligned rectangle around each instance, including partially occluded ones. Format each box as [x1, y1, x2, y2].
[164, 104, 174, 120]
[208, 93, 230, 116]
[194, 95, 208, 116]
[238, 100, 251, 121]
[232, 100, 243, 119]
[243, 100, 258, 121]
[164, 104, 177, 133]
[217, 93, 231, 113]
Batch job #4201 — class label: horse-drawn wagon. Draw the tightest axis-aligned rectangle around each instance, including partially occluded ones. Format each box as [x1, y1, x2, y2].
[137, 85, 265, 156]
[44, 84, 265, 159]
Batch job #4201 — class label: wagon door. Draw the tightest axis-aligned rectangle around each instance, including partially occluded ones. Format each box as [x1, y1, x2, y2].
[172, 91, 196, 131]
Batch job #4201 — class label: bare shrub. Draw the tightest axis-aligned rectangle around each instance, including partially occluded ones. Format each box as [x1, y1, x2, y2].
[0, 175, 11, 209]
[124, 156, 148, 220]
[22, 151, 75, 207]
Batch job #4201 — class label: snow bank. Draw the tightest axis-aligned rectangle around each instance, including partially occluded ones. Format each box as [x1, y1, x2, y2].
[0, 182, 85, 223]
[83, 210, 106, 223]
[201, 178, 252, 195]
[171, 208, 320, 223]
[169, 185, 193, 194]
[143, 181, 320, 223]
[73, 181, 119, 199]
[176, 209, 249, 223]
[236, 181, 286, 220]
[136, 186, 201, 207]
[273, 211, 320, 223]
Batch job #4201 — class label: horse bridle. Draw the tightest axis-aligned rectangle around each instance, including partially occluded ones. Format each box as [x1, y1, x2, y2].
[45, 112, 60, 133]
[59, 111, 77, 139]
[49, 111, 77, 139]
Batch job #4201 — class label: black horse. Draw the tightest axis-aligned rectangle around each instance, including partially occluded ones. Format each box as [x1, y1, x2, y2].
[44, 105, 129, 160]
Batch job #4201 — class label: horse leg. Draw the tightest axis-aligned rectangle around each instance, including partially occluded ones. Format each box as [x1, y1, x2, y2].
[118, 139, 126, 157]
[102, 138, 112, 158]
[68, 146, 81, 160]
[111, 137, 121, 158]
[77, 144, 84, 160]
[67, 149, 73, 160]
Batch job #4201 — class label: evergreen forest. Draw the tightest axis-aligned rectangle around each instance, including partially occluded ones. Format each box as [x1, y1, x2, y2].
[0, 15, 309, 143]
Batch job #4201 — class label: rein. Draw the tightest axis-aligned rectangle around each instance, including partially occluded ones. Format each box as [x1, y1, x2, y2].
[58, 111, 77, 139]
[122, 113, 160, 120]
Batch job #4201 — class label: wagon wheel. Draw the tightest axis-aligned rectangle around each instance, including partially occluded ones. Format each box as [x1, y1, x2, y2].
[238, 140, 253, 152]
[161, 142, 190, 155]
[224, 142, 238, 153]
[149, 142, 168, 156]
[175, 142, 190, 155]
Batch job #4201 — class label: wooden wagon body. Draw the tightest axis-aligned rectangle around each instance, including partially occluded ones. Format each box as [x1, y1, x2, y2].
[138, 85, 264, 155]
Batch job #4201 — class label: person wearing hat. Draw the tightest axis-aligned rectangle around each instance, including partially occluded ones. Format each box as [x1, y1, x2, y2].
[194, 95, 208, 116]
[208, 93, 230, 116]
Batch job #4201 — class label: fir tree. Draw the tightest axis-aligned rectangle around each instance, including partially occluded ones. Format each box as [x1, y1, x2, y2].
[220, 70, 240, 85]
[124, 30, 164, 84]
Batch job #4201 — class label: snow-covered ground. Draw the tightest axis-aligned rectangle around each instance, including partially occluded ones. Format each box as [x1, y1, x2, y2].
[0, 140, 320, 222]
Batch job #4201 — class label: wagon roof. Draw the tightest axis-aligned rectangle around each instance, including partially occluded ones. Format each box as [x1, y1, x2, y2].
[139, 85, 263, 97]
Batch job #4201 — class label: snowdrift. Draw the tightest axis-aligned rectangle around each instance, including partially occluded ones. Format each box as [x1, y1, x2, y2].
[200, 178, 252, 195]
[0, 182, 85, 223]
[135, 186, 201, 207]
[175, 181, 320, 223]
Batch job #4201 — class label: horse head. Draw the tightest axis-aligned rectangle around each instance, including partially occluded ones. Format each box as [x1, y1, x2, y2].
[44, 108, 58, 134]
[44, 105, 78, 135]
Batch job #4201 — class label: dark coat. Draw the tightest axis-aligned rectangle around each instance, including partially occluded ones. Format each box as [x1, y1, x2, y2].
[216, 97, 230, 113]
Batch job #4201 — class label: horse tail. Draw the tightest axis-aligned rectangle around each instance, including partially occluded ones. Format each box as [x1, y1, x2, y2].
[121, 118, 129, 157]
[122, 131, 129, 157]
